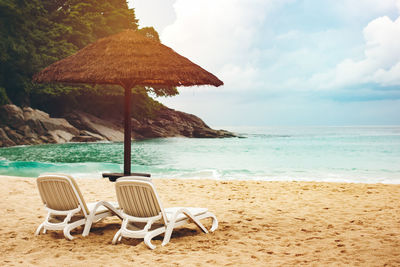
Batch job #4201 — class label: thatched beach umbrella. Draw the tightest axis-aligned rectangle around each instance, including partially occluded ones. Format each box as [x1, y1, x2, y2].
[33, 29, 223, 181]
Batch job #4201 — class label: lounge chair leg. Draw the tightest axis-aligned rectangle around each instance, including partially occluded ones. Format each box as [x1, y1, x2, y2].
[144, 235, 156, 249]
[209, 213, 218, 232]
[64, 226, 74, 240]
[112, 230, 122, 245]
[64, 219, 85, 240]
[145, 228, 165, 250]
[35, 223, 44, 236]
[190, 216, 208, 234]
[181, 209, 208, 234]
[162, 224, 174, 246]
[162, 208, 208, 246]
[144, 236, 156, 250]
[82, 217, 93, 237]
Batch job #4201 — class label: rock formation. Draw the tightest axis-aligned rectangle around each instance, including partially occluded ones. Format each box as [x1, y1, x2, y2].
[0, 104, 235, 147]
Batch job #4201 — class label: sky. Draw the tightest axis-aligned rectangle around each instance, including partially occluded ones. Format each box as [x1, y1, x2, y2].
[128, 0, 400, 126]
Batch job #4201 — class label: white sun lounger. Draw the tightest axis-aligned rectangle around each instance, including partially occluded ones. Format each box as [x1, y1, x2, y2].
[112, 178, 218, 249]
[35, 174, 122, 240]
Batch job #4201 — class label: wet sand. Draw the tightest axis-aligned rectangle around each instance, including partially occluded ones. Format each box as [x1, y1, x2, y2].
[1, 175, 399, 266]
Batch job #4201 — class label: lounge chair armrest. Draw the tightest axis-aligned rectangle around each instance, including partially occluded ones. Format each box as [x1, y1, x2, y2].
[89, 201, 123, 219]
[162, 208, 208, 246]
[82, 201, 123, 237]
[41, 206, 82, 229]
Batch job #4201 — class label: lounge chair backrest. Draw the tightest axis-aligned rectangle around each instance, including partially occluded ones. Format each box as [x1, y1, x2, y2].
[117, 176, 152, 182]
[37, 174, 89, 216]
[115, 180, 166, 223]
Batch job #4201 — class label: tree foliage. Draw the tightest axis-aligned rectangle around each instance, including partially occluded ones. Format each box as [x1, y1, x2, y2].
[0, 0, 177, 111]
[0, 87, 10, 105]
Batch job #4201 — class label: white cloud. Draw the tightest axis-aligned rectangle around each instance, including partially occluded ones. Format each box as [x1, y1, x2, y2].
[364, 16, 400, 68]
[128, 0, 177, 32]
[132, 0, 400, 125]
[160, 0, 400, 93]
[373, 62, 400, 86]
[161, 0, 289, 88]
[333, 0, 400, 22]
[311, 14, 400, 89]
[133, 0, 400, 93]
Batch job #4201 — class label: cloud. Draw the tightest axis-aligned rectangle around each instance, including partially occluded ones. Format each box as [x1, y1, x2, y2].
[161, 0, 291, 87]
[161, 0, 400, 94]
[128, 0, 177, 32]
[334, 0, 399, 21]
[311, 14, 400, 89]
[146, 0, 400, 125]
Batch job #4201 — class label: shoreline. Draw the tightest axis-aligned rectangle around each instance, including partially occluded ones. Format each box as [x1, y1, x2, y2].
[1, 174, 400, 185]
[1, 175, 400, 266]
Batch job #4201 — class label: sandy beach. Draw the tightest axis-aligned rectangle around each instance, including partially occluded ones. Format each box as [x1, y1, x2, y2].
[1, 175, 399, 266]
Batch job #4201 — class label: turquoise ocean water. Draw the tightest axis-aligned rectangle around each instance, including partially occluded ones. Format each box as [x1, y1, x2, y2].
[0, 126, 399, 183]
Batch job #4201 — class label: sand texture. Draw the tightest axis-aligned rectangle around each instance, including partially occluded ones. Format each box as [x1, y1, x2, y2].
[0, 175, 399, 266]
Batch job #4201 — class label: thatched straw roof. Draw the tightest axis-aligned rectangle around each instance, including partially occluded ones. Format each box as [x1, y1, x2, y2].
[33, 29, 223, 88]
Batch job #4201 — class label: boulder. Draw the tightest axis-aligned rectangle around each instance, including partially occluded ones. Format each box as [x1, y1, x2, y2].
[65, 111, 124, 141]
[71, 135, 100, 142]
[3, 126, 24, 143]
[0, 105, 25, 128]
[0, 104, 80, 147]
[23, 106, 79, 135]
[47, 130, 75, 143]
[0, 128, 16, 147]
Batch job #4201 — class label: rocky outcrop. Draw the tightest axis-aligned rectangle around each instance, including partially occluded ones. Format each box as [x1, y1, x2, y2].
[129, 107, 234, 139]
[65, 111, 124, 141]
[0, 104, 235, 147]
[0, 105, 80, 147]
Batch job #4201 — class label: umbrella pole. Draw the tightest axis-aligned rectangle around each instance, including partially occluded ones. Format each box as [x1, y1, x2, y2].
[124, 86, 131, 175]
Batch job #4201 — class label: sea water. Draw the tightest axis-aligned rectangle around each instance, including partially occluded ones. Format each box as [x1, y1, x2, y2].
[0, 126, 399, 183]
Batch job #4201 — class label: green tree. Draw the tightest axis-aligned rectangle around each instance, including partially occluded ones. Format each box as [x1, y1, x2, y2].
[0, 0, 139, 106]
[0, 0, 177, 118]
[0, 87, 10, 105]
[0, 0, 77, 105]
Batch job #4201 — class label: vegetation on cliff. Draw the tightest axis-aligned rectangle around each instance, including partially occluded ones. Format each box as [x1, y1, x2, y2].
[0, 0, 177, 116]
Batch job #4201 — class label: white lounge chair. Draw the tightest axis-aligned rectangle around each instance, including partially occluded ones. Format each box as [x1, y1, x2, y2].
[112, 178, 218, 249]
[35, 174, 122, 240]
